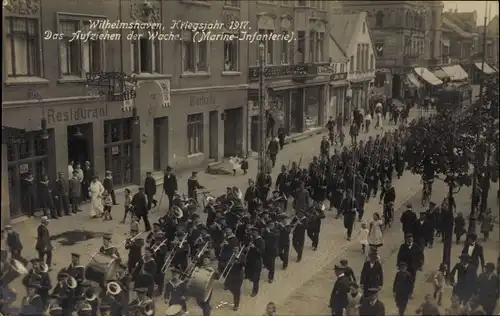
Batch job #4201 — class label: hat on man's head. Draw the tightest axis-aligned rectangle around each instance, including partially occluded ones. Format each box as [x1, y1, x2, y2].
[71, 253, 80, 258]
[154, 232, 165, 240]
[166, 166, 173, 172]
[105, 170, 112, 174]
[366, 287, 380, 296]
[41, 216, 49, 222]
[103, 234, 112, 241]
[406, 203, 412, 209]
[334, 263, 345, 270]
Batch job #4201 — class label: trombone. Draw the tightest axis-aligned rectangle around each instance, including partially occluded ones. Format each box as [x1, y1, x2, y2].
[161, 232, 188, 274]
[219, 246, 245, 283]
[181, 241, 210, 280]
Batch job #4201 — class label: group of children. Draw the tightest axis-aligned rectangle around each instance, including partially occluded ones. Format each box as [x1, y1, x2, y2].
[229, 155, 249, 176]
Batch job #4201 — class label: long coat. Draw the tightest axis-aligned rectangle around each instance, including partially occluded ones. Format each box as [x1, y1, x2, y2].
[450, 262, 477, 301]
[476, 272, 500, 314]
[396, 243, 424, 273]
[35, 224, 52, 252]
[360, 261, 384, 294]
[329, 274, 351, 312]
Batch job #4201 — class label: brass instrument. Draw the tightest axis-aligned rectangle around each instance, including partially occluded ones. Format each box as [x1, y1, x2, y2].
[106, 281, 122, 295]
[124, 231, 146, 246]
[169, 205, 184, 219]
[182, 241, 210, 280]
[141, 299, 155, 316]
[66, 275, 78, 289]
[219, 246, 245, 283]
[152, 237, 169, 253]
[40, 263, 49, 273]
[161, 233, 188, 274]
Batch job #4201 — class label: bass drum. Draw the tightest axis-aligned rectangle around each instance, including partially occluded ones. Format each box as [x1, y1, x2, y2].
[85, 253, 119, 286]
[186, 267, 215, 302]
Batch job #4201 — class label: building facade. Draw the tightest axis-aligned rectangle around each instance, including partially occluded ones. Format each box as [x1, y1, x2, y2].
[2, 0, 249, 220]
[321, 36, 348, 121]
[246, 0, 331, 151]
[337, 1, 444, 99]
[330, 12, 376, 118]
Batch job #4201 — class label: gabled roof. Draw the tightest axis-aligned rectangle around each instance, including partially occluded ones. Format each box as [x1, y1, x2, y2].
[328, 35, 347, 63]
[329, 13, 362, 56]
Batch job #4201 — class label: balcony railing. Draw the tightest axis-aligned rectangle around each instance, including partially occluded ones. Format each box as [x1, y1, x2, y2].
[248, 63, 318, 82]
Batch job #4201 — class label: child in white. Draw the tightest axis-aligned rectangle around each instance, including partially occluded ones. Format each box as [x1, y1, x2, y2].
[229, 156, 242, 176]
[358, 222, 369, 254]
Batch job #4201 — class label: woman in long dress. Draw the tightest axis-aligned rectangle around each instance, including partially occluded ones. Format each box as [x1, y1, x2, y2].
[367, 212, 384, 249]
[89, 176, 104, 218]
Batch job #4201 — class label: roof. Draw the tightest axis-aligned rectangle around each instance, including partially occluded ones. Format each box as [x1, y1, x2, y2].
[329, 13, 362, 55]
[328, 35, 347, 63]
[442, 16, 472, 38]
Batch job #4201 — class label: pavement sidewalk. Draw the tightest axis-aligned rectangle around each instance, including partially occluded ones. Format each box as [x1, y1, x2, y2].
[7, 109, 424, 311]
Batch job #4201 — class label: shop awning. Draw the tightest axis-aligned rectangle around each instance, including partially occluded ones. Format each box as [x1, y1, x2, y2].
[441, 65, 469, 81]
[432, 69, 450, 80]
[414, 67, 443, 86]
[474, 62, 497, 74]
[406, 73, 422, 88]
[441, 38, 450, 47]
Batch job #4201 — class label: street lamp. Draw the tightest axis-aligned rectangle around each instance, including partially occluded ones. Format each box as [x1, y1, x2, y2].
[257, 42, 266, 176]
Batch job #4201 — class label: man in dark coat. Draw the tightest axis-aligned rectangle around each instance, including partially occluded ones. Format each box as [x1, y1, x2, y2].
[277, 124, 286, 150]
[267, 138, 279, 168]
[102, 171, 118, 205]
[275, 165, 289, 210]
[131, 187, 150, 231]
[68, 171, 81, 214]
[291, 211, 307, 262]
[36, 216, 53, 269]
[396, 234, 424, 297]
[392, 262, 413, 316]
[144, 172, 157, 211]
[163, 166, 178, 210]
[329, 263, 351, 316]
[294, 182, 311, 215]
[360, 250, 384, 298]
[400, 204, 417, 239]
[82, 161, 94, 203]
[53, 172, 70, 217]
[21, 172, 36, 217]
[340, 189, 356, 240]
[359, 288, 385, 316]
[476, 262, 500, 315]
[462, 233, 485, 273]
[5, 225, 26, 265]
[450, 254, 478, 304]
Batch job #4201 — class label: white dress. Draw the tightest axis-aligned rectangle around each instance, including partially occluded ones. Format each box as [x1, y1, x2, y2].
[89, 180, 105, 217]
[367, 220, 384, 246]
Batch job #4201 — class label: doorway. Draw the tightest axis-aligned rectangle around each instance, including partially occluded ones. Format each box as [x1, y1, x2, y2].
[250, 115, 259, 152]
[392, 74, 402, 99]
[208, 111, 218, 159]
[153, 117, 168, 171]
[67, 123, 93, 166]
[223, 107, 243, 157]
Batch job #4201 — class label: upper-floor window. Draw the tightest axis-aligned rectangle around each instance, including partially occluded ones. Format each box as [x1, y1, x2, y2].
[297, 31, 305, 63]
[281, 30, 291, 64]
[131, 30, 161, 73]
[5, 17, 40, 78]
[258, 29, 274, 64]
[309, 31, 316, 62]
[356, 44, 361, 71]
[298, 0, 307, 6]
[316, 32, 325, 62]
[340, 63, 345, 73]
[370, 53, 374, 70]
[281, 0, 292, 6]
[224, 0, 239, 7]
[58, 19, 103, 78]
[349, 55, 354, 72]
[317, 0, 326, 10]
[223, 34, 239, 71]
[310, 0, 317, 8]
[362, 22, 366, 33]
[376, 11, 384, 28]
[182, 31, 209, 73]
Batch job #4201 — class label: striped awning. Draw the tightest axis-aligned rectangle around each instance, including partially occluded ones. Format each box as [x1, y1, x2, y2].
[441, 65, 469, 81]
[475, 62, 497, 74]
[433, 69, 450, 80]
[406, 73, 422, 88]
[414, 67, 443, 86]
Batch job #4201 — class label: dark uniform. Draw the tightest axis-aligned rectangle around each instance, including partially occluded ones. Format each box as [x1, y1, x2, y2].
[23, 259, 52, 307]
[223, 249, 245, 310]
[329, 264, 351, 316]
[244, 229, 265, 296]
[134, 248, 157, 298]
[151, 234, 167, 295]
[360, 252, 384, 298]
[392, 263, 413, 316]
[396, 235, 424, 296]
[262, 224, 279, 282]
[277, 215, 291, 269]
[66, 253, 85, 297]
[144, 172, 157, 210]
[291, 214, 307, 262]
[125, 233, 144, 274]
[51, 273, 75, 313]
[306, 206, 325, 250]
[358, 288, 386, 316]
[163, 167, 178, 210]
[187, 172, 204, 200]
[129, 288, 155, 316]
[20, 287, 44, 316]
[164, 272, 187, 311]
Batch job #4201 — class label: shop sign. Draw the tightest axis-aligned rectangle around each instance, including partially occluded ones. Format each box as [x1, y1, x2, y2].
[248, 64, 318, 81]
[330, 73, 348, 82]
[46, 104, 109, 124]
[190, 93, 216, 107]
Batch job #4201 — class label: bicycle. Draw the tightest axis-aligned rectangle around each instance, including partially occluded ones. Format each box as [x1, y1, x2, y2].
[383, 202, 394, 229]
[421, 181, 433, 206]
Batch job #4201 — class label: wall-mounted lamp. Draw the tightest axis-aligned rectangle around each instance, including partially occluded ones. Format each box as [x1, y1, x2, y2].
[73, 127, 84, 138]
[132, 107, 139, 125]
[220, 111, 227, 121]
[40, 118, 49, 140]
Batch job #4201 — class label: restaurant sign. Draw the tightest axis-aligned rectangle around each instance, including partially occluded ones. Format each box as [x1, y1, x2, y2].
[317, 65, 347, 82]
[248, 64, 318, 81]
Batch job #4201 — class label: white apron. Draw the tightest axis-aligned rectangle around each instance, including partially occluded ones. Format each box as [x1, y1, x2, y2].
[89, 181, 105, 217]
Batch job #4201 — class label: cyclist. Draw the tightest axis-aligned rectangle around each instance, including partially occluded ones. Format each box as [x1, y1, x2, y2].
[379, 180, 396, 218]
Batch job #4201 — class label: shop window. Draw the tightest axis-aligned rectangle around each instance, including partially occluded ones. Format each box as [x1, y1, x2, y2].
[305, 87, 321, 129]
[187, 113, 204, 155]
[103, 118, 133, 186]
[297, 31, 305, 63]
[104, 119, 133, 144]
[281, 31, 291, 64]
[224, 34, 239, 71]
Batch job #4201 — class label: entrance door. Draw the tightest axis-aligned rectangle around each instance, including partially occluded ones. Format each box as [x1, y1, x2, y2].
[223, 107, 243, 157]
[67, 123, 93, 166]
[392, 74, 402, 99]
[290, 89, 304, 133]
[250, 115, 259, 152]
[153, 117, 168, 171]
[103, 119, 133, 187]
[208, 111, 218, 159]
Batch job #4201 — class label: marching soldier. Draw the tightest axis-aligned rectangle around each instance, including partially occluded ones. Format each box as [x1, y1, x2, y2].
[129, 288, 155, 316]
[23, 258, 52, 307]
[275, 165, 289, 210]
[134, 247, 157, 298]
[99, 235, 121, 259]
[257, 171, 273, 203]
[21, 283, 44, 316]
[171, 231, 189, 272]
[54, 171, 70, 217]
[51, 272, 75, 313]
[125, 228, 144, 274]
[164, 269, 187, 310]
[66, 253, 85, 297]
[291, 211, 307, 262]
[83, 288, 98, 316]
[151, 233, 168, 296]
[244, 179, 260, 215]
[276, 213, 291, 270]
[100, 281, 125, 316]
[74, 296, 92, 316]
[340, 189, 357, 241]
[163, 166, 178, 210]
[146, 223, 163, 248]
[36, 216, 53, 270]
[262, 221, 278, 283]
[224, 246, 245, 311]
[244, 227, 265, 297]
[306, 202, 326, 251]
[46, 294, 64, 316]
[144, 171, 157, 211]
